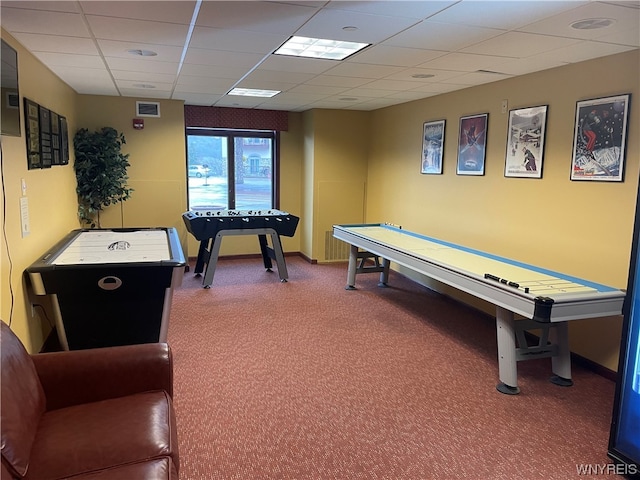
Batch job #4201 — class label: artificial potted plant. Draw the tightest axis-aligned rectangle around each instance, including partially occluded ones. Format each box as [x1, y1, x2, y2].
[73, 126, 133, 228]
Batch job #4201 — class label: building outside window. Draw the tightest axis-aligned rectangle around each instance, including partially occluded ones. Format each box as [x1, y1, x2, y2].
[186, 129, 277, 211]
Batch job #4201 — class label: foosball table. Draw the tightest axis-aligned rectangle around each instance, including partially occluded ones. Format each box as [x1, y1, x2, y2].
[182, 209, 299, 288]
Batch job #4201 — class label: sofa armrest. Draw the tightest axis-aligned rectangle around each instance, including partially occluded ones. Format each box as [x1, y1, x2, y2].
[32, 343, 174, 411]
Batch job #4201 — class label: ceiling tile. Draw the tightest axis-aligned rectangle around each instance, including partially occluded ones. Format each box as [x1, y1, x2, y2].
[431, 1, 585, 29]
[171, 92, 220, 105]
[325, 62, 405, 79]
[257, 55, 337, 75]
[179, 63, 253, 79]
[189, 26, 288, 54]
[242, 69, 316, 84]
[80, 0, 197, 24]
[119, 88, 171, 99]
[451, 71, 512, 86]
[196, 1, 319, 33]
[360, 78, 424, 91]
[349, 45, 446, 68]
[1, 2, 80, 13]
[33, 52, 105, 68]
[461, 31, 580, 58]
[1, 7, 89, 37]
[183, 48, 265, 68]
[518, 2, 640, 39]
[296, 8, 421, 44]
[597, 26, 640, 46]
[305, 75, 372, 88]
[176, 76, 236, 92]
[323, 1, 456, 19]
[385, 21, 504, 51]
[116, 79, 173, 92]
[12, 32, 98, 55]
[112, 70, 177, 84]
[105, 57, 179, 74]
[418, 52, 510, 73]
[86, 15, 189, 45]
[383, 68, 463, 83]
[287, 84, 348, 96]
[97, 40, 184, 62]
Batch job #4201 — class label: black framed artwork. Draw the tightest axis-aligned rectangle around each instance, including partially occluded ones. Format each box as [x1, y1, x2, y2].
[59, 116, 69, 165]
[24, 98, 41, 169]
[571, 93, 631, 182]
[457, 113, 488, 176]
[504, 105, 548, 179]
[39, 105, 52, 168]
[50, 111, 61, 165]
[421, 119, 446, 174]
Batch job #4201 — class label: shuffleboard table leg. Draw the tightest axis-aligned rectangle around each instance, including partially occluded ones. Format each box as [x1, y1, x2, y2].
[496, 306, 520, 395]
[345, 244, 358, 290]
[378, 258, 391, 287]
[549, 321, 573, 387]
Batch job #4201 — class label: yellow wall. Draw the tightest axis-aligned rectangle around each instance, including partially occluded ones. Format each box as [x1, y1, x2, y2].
[365, 50, 639, 370]
[74, 95, 189, 257]
[279, 113, 304, 255]
[302, 109, 370, 261]
[300, 110, 315, 258]
[0, 31, 79, 351]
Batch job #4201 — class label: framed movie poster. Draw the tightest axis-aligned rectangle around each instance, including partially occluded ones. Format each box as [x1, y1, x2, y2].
[457, 113, 488, 175]
[24, 98, 41, 169]
[504, 105, 548, 179]
[571, 93, 631, 182]
[421, 120, 445, 174]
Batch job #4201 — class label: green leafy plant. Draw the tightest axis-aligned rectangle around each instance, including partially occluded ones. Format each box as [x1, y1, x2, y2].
[73, 127, 133, 228]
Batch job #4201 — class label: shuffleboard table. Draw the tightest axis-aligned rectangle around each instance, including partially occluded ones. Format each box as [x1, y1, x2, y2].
[333, 223, 625, 394]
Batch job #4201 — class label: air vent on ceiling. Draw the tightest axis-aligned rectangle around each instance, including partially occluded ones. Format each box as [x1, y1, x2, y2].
[136, 101, 161, 117]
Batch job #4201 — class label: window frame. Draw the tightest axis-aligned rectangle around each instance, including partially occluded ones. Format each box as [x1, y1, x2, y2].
[186, 128, 280, 210]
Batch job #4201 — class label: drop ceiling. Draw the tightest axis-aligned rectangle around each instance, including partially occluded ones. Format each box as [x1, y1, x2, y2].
[1, 0, 638, 112]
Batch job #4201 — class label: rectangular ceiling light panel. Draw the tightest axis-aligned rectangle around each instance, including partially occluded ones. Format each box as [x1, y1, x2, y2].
[275, 36, 370, 61]
[228, 88, 280, 98]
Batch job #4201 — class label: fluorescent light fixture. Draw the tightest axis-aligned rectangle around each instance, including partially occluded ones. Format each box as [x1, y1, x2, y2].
[228, 88, 280, 98]
[274, 36, 369, 61]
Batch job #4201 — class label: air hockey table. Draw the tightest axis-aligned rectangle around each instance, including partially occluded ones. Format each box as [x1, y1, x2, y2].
[333, 223, 625, 394]
[26, 227, 186, 350]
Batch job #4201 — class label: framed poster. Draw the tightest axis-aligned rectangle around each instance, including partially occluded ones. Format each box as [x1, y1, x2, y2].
[504, 105, 548, 179]
[39, 105, 52, 168]
[24, 98, 41, 169]
[59, 116, 69, 165]
[457, 113, 488, 175]
[50, 111, 61, 165]
[421, 119, 445, 174]
[571, 93, 631, 182]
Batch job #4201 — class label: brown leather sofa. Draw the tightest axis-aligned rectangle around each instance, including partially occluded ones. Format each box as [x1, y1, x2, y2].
[0, 321, 179, 479]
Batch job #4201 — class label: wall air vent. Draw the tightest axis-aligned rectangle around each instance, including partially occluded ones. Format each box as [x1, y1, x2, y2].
[136, 101, 161, 117]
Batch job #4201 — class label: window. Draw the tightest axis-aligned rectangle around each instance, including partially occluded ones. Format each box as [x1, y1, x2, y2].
[186, 129, 278, 211]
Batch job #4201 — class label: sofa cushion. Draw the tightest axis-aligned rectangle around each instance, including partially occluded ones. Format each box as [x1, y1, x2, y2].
[59, 458, 178, 480]
[0, 321, 46, 478]
[24, 391, 178, 480]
